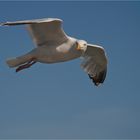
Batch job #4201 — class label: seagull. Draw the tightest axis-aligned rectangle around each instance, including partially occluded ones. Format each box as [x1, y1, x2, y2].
[0, 18, 108, 86]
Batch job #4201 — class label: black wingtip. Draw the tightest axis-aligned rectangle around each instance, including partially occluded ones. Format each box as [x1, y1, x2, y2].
[0, 22, 28, 26]
[88, 67, 107, 86]
[0, 22, 21, 26]
[0, 22, 11, 26]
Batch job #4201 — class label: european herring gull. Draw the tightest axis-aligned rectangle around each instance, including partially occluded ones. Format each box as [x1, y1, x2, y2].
[0, 18, 108, 86]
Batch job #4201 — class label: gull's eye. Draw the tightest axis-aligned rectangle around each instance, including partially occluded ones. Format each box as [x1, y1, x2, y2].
[84, 43, 86, 46]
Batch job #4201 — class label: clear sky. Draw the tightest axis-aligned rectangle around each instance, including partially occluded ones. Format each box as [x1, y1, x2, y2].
[0, 1, 140, 139]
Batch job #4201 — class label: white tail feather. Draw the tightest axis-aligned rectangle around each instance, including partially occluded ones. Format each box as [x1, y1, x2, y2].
[6, 58, 21, 67]
[6, 53, 33, 68]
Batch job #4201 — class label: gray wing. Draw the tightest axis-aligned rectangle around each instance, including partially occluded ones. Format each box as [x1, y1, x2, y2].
[81, 44, 108, 86]
[0, 18, 68, 47]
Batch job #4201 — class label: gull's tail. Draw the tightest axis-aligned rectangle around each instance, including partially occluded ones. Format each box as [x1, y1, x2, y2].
[6, 53, 33, 68]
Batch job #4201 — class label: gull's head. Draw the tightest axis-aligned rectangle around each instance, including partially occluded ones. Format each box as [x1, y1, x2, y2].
[76, 40, 87, 52]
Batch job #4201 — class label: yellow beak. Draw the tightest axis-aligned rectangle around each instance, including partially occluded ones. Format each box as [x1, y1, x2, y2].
[76, 43, 81, 51]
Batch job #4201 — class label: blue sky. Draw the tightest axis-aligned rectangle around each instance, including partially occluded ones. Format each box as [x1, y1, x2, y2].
[0, 1, 140, 139]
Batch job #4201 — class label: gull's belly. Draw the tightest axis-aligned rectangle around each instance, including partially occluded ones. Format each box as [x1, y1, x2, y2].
[34, 46, 81, 63]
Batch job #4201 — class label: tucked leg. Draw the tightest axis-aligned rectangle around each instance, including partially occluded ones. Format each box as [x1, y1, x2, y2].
[16, 58, 37, 72]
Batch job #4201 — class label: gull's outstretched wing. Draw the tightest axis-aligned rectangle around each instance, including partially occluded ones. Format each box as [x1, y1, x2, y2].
[81, 44, 108, 86]
[0, 18, 68, 47]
